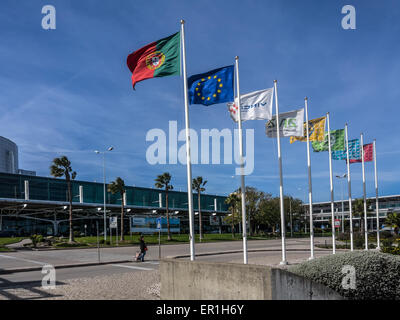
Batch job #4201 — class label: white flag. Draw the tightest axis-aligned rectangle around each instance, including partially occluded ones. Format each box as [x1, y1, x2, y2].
[227, 88, 273, 122]
[265, 108, 304, 138]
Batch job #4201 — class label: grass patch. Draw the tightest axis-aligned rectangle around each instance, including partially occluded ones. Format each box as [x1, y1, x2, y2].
[0, 237, 25, 251]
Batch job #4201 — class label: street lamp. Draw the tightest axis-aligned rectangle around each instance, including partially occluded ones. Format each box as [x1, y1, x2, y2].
[335, 173, 347, 233]
[95, 146, 114, 241]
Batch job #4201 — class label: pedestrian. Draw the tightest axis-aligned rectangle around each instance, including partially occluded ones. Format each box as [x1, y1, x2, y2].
[138, 235, 147, 262]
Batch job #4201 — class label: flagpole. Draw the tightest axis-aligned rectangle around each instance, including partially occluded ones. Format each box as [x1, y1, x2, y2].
[235, 56, 248, 264]
[304, 97, 314, 260]
[373, 139, 380, 249]
[345, 123, 354, 251]
[326, 113, 336, 254]
[360, 133, 368, 251]
[180, 20, 195, 261]
[274, 80, 287, 265]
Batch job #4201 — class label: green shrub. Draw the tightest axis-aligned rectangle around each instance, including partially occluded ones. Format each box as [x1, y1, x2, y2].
[30, 234, 44, 248]
[381, 247, 400, 255]
[289, 251, 400, 300]
[54, 242, 87, 248]
[382, 238, 394, 248]
[354, 237, 364, 249]
[381, 231, 394, 239]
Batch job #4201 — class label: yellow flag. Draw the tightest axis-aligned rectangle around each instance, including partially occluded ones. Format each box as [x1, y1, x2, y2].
[290, 116, 326, 143]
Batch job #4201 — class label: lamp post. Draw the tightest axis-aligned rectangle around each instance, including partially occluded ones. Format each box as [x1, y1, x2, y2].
[336, 174, 347, 233]
[95, 146, 114, 241]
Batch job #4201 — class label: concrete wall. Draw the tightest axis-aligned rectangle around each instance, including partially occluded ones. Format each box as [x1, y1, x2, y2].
[160, 259, 344, 300]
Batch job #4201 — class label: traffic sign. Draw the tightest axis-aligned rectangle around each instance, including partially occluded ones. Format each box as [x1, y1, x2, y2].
[156, 217, 162, 230]
[334, 219, 341, 228]
[110, 217, 117, 229]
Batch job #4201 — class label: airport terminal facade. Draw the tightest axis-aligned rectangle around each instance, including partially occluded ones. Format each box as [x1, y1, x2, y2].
[0, 172, 230, 237]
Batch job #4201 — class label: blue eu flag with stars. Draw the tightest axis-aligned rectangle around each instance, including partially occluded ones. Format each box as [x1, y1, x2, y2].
[188, 65, 234, 106]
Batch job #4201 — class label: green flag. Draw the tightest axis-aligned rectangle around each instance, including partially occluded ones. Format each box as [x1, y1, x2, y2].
[312, 129, 345, 152]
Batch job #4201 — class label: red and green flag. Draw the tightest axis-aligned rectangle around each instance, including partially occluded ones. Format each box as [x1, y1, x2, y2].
[127, 32, 180, 89]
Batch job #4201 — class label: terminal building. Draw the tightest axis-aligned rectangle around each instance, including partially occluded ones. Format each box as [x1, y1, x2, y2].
[305, 195, 400, 231]
[0, 172, 230, 237]
[0, 137, 229, 237]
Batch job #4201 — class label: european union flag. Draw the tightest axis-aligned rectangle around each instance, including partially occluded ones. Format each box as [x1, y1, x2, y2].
[188, 65, 234, 106]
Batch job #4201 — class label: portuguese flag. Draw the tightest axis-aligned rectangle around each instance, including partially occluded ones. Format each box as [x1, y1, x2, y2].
[127, 32, 180, 89]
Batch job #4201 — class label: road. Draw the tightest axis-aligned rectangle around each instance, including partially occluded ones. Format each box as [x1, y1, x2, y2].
[0, 237, 334, 271]
[0, 237, 341, 299]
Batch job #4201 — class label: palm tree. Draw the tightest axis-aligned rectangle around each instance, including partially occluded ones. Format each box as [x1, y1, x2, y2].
[192, 176, 207, 241]
[108, 177, 126, 241]
[50, 156, 76, 243]
[225, 192, 240, 238]
[155, 172, 173, 240]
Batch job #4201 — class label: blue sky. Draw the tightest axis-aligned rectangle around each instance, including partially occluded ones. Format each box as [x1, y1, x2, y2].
[0, 0, 399, 202]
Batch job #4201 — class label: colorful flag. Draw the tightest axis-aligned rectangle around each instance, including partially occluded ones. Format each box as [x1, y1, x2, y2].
[227, 88, 273, 122]
[265, 109, 304, 138]
[332, 139, 361, 160]
[188, 66, 234, 106]
[312, 129, 345, 152]
[349, 143, 373, 163]
[290, 116, 326, 143]
[127, 32, 180, 89]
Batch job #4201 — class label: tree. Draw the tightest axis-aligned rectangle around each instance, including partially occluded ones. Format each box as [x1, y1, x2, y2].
[257, 196, 281, 233]
[353, 198, 372, 233]
[283, 196, 304, 235]
[192, 176, 207, 241]
[50, 156, 76, 243]
[155, 172, 173, 240]
[225, 192, 241, 238]
[235, 186, 264, 236]
[385, 211, 400, 235]
[108, 177, 126, 241]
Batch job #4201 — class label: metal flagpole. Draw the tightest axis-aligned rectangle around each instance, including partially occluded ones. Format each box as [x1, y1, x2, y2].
[373, 139, 380, 249]
[345, 124, 354, 251]
[304, 97, 314, 260]
[235, 56, 248, 264]
[361, 133, 368, 250]
[326, 113, 336, 254]
[103, 153, 107, 241]
[180, 20, 195, 261]
[274, 80, 287, 265]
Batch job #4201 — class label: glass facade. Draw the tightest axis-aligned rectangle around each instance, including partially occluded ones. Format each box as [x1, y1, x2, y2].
[0, 172, 228, 212]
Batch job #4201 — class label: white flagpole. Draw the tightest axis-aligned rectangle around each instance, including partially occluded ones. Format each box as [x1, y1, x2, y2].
[274, 80, 287, 265]
[345, 124, 354, 251]
[180, 20, 195, 261]
[373, 139, 380, 249]
[235, 56, 248, 264]
[361, 133, 368, 250]
[326, 113, 336, 254]
[304, 97, 314, 260]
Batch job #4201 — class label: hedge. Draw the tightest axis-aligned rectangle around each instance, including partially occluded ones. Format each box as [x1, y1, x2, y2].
[289, 251, 400, 300]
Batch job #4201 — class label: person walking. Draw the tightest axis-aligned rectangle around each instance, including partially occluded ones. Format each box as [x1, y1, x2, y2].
[138, 235, 147, 262]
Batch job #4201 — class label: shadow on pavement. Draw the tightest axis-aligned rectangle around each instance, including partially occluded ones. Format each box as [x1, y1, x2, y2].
[0, 277, 66, 300]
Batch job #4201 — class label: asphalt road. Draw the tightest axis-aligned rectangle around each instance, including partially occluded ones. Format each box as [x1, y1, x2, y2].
[0, 237, 342, 299]
[0, 237, 334, 271]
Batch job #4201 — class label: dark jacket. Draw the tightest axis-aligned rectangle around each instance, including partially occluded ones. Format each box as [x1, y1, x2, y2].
[139, 239, 147, 253]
